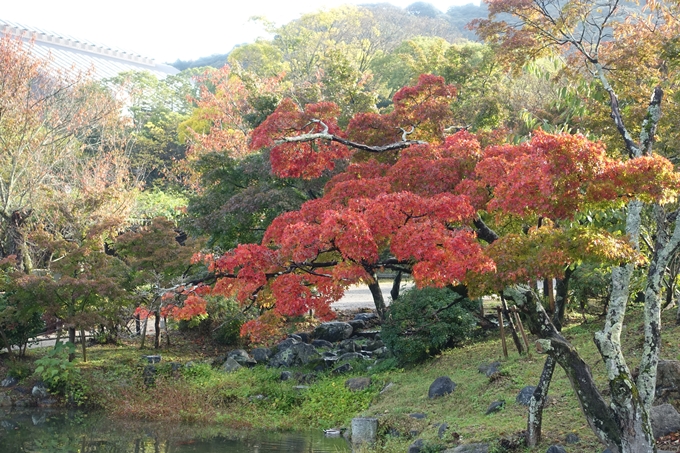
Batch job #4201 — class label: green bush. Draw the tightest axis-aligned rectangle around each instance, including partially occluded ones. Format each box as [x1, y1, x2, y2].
[34, 341, 87, 404]
[382, 286, 479, 365]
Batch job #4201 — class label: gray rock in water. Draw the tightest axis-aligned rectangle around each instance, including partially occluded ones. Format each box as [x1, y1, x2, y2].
[408, 439, 425, 453]
[312, 339, 334, 349]
[269, 343, 321, 368]
[313, 322, 353, 342]
[346, 377, 371, 391]
[516, 386, 537, 405]
[546, 446, 567, 453]
[428, 376, 456, 399]
[446, 443, 490, 453]
[351, 417, 378, 446]
[32, 384, 49, 399]
[651, 403, 680, 438]
[1, 376, 17, 387]
[251, 347, 271, 363]
[485, 400, 505, 415]
[565, 433, 580, 444]
[221, 357, 242, 373]
[227, 349, 257, 367]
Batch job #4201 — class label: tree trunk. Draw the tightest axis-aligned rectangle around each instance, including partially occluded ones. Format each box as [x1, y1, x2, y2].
[552, 268, 573, 331]
[367, 274, 387, 319]
[0, 327, 13, 358]
[6, 209, 33, 273]
[80, 327, 87, 362]
[390, 271, 402, 301]
[68, 326, 76, 362]
[140, 315, 149, 349]
[500, 295, 524, 355]
[526, 355, 557, 446]
[154, 309, 161, 349]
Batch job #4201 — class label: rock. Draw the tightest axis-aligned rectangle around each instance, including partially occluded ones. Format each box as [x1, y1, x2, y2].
[485, 400, 505, 415]
[380, 382, 395, 394]
[251, 347, 271, 363]
[650, 403, 680, 438]
[408, 439, 425, 453]
[298, 373, 317, 384]
[293, 385, 309, 392]
[143, 355, 161, 364]
[438, 422, 448, 439]
[338, 339, 361, 353]
[280, 371, 293, 381]
[656, 360, 680, 401]
[428, 376, 456, 399]
[31, 384, 48, 399]
[221, 357, 242, 373]
[346, 377, 371, 391]
[294, 332, 310, 343]
[347, 319, 366, 332]
[227, 349, 257, 367]
[0, 393, 12, 407]
[287, 334, 303, 342]
[143, 365, 157, 385]
[372, 347, 390, 358]
[313, 322, 353, 342]
[269, 343, 321, 368]
[1, 377, 17, 387]
[546, 446, 567, 453]
[337, 352, 369, 362]
[332, 363, 353, 375]
[516, 386, 537, 405]
[362, 339, 385, 351]
[354, 312, 379, 322]
[273, 337, 300, 353]
[351, 417, 378, 446]
[478, 361, 501, 377]
[565, 433, 580, 444]
[312, 339, 334, 349]
[354, 329, 380, 339]
[446, 443, 490, 453]
[409, 412, 427, 419]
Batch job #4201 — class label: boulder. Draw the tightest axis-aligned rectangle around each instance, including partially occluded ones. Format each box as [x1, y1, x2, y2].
[438, 422, 448, 439]
[280, 371, 293, 381]
[143, 355, 161, 364]
[546, 446, 567, 453]
[565, 433, 580, 444]
[354, 312, 379, 322]
[428, 376, 456, 399]
[347, 319, 366, 332]
[221, 357, 242, 373]
[362, 339, 385, 351]
[31, 384, 48, 399]
[346, 377, 371, 391]
[337, 352, 369, 362]
[516, 386, 537, 405]
[227, 349, 257, 367]
[409, 412, 427, 419]
[445, 443, 490, 453]
[332, 363, 353, 375]
[650, 403, 680, 438]
[268, 342, 321, 368]
[273, 337, 299, 353]
[478, 361, 501, 377]
[338, 339, 360, 353]
[656, 360, 680, 401]
[312, 339, 334, 349]
[251, 347, 271, 363]
[313, 322, 353, 342]
[485, 400, 505, 415]
[351, 417, 378, 446]
[408, 439, 425, 453]
[1, 377, 17, 387]
[143, 365, 157, 386]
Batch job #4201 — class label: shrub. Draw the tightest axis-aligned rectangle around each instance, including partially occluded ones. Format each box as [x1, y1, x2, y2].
[382, 286, 478, 365]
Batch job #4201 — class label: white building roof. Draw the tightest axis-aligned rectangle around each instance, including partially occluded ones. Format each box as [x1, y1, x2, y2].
[0, 19, 179, 79]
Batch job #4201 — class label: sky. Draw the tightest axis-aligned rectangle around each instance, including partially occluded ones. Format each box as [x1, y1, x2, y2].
[2, 0, 479, 64]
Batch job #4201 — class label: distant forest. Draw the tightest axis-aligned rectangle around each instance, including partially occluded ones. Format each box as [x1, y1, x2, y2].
[170, 2, 487, 70]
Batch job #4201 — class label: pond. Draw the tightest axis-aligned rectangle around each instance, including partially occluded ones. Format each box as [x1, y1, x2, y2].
[0, 409, 351, 452]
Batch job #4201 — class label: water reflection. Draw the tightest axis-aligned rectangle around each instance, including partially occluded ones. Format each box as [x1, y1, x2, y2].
[0, 409, 350, 452]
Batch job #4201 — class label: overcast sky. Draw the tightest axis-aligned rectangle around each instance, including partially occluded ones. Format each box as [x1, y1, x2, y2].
[2, 0, 479, 63]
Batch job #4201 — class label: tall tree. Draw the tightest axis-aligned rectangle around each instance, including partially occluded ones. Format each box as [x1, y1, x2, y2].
[0, 35, 121, 272]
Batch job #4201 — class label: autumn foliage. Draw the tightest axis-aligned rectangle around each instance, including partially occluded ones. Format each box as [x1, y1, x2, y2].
[192, 74, 680, 343]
